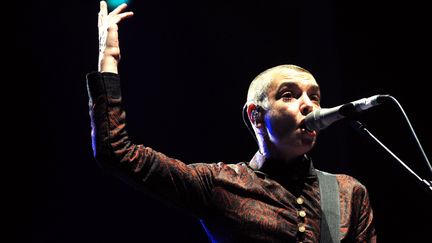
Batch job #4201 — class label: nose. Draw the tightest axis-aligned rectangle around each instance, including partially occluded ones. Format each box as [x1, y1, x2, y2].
[300, 94, 314, 116]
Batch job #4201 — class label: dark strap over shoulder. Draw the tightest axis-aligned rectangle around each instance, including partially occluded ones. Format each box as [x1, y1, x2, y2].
[316, 169, 340, 243]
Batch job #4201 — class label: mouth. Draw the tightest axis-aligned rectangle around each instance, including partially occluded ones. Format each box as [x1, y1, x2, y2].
[299, 120, 317, 137]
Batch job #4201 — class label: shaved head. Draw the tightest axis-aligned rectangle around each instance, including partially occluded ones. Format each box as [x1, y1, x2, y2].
[247, 64, 313, 109]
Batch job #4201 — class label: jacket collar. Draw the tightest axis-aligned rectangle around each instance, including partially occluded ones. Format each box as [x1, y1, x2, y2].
[248, 151, 317, 181]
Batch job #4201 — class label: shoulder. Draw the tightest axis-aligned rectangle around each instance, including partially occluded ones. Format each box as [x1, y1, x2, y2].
[317, 170, 368, 196]
[191, 161, 257, 181]
[334, 174, 366, 187]
[315, 170, 367, 194]
[334, 174, 369, 199]
[189, 161, 253, 175]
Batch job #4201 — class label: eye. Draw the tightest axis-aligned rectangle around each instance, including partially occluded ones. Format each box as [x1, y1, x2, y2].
[309, 94, 321, 104]
[281, 92, 294, 101]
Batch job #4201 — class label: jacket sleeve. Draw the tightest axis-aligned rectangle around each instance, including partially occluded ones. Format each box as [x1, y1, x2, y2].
[86, 71, 217, 217]
[338, 174, 377, 242]
[354, 185, 377, 243]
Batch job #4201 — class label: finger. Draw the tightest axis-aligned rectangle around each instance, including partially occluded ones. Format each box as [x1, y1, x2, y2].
[111, 12, 134, 25]
[98, 12, 102, 28]
[111, 3, 129, 15]
[118, 11, 134, 21]
[99, 1, 108, 16]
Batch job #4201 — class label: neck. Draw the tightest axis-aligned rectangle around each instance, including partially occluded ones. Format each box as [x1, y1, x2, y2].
[258, 140, 301, 166]
[250, 149, 308, 170]
[262, 154, 312, 180]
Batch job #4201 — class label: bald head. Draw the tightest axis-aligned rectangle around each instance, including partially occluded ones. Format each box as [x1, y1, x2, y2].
[246, 64, 314, 109]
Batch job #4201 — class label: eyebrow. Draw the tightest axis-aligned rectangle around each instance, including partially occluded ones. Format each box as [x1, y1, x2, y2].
[276, 81, 320, 94]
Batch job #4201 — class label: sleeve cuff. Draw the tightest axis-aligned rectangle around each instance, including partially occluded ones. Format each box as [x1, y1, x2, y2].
[86, 71, 122, 100]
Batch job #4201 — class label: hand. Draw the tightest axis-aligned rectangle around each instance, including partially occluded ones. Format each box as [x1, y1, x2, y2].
[98, 1, 134, 73]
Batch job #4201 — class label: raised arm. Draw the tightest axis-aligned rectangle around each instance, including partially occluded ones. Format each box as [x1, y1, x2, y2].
[98, 1, 133, 73]
[87, 2, 217, 216]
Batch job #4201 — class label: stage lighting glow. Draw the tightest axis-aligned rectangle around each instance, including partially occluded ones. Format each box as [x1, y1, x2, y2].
[107, 0, 130, 10]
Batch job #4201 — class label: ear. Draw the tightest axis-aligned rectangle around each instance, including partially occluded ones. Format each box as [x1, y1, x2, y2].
[246, 103, 263, 128]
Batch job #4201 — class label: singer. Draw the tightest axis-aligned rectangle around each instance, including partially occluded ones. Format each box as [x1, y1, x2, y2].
[86, 1, 377, 242]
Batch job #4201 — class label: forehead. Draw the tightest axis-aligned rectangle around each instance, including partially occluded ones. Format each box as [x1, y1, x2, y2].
[269, 69, 319, 91]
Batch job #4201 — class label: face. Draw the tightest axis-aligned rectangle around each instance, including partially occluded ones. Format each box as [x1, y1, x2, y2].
[262, 69, 321, 160]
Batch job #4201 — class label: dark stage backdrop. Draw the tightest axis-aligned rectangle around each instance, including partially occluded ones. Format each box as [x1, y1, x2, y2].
[21, 0, 432, 242]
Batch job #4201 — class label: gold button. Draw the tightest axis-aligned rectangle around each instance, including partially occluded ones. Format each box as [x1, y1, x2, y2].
[296, 197, 304, 205]
[298, 225, 306, 232]
[298, 210, 306, 217]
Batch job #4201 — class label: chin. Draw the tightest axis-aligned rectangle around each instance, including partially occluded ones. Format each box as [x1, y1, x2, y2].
[300, 139, 316, 152]
[299, 132, 315, 143]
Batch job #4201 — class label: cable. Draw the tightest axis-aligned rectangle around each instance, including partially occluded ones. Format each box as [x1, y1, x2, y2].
[388, 95, 432, 175]
[353, 120, 432, 193]
[242, 103, 260, 146]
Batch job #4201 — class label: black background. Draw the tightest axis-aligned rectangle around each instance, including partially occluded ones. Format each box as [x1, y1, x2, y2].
[17, 0, 432, 242]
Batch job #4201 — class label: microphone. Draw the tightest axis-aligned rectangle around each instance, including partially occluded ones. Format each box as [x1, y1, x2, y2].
[304, 94, 390, 132]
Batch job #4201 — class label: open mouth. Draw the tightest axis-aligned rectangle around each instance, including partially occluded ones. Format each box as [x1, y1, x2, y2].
[299, 120, 317, 137]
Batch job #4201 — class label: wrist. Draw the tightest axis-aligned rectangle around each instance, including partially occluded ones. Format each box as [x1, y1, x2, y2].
[98, 55, 119, 74]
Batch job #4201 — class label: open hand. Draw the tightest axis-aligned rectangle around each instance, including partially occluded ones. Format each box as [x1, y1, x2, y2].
[98, 1, 134, 72]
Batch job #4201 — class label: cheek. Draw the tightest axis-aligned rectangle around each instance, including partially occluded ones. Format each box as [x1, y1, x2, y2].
[264, 109, 297, 139]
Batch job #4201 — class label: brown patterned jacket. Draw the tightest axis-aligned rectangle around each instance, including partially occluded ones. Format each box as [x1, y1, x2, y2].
[86, 72, 377, 243]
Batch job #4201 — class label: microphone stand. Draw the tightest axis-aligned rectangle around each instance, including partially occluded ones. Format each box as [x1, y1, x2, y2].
[351, 120, 432, 194]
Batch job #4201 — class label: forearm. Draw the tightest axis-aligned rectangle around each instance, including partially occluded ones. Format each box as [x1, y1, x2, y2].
[86, 72, 129, 165]
[86, 72, 214, 213]
[86, 71, 174, 190]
